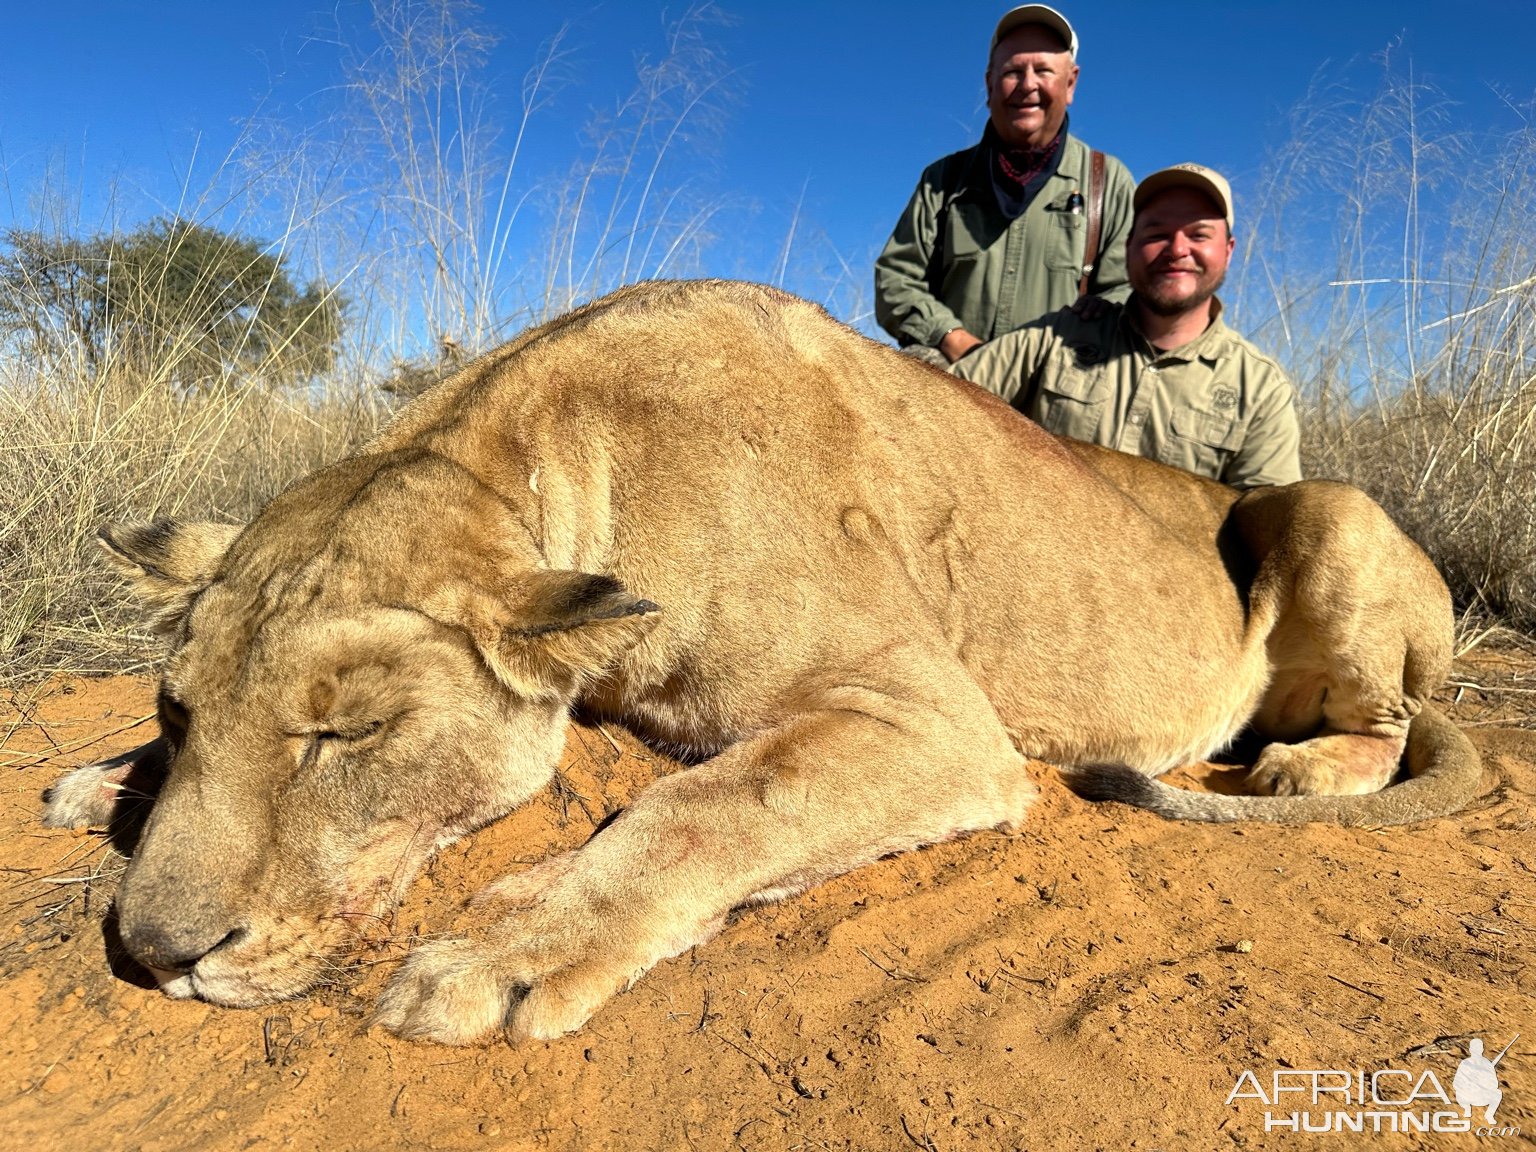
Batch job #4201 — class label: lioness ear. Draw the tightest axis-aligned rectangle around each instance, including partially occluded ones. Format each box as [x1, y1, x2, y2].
[98, 519, 244, 635]
[437, 571, 661, 699]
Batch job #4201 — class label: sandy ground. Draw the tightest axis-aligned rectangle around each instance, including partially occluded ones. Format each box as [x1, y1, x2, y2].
[1, 648, 1532, 1152]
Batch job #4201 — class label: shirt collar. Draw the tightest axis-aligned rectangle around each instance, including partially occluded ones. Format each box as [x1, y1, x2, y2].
[1124, 295, 1229, 363]
[1050, 126, 1085, 181]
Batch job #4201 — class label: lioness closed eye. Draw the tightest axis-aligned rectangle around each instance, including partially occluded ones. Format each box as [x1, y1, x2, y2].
[44, 280, 1480, 1045]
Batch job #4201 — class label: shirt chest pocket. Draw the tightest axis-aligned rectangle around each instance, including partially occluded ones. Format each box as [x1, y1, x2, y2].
[1161, 406, 1246, 479]
[1044, 208, 1084, 271]
[1035, 358, 1105, 439]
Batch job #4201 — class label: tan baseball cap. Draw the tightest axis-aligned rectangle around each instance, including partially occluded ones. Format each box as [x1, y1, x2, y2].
[991, 5, 1078, 59]
[1134, 163, 1235, 229]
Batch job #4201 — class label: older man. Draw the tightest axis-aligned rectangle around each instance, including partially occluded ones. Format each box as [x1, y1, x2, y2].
[875, 5, 1135, 365]
[953, 164, 1301, 489]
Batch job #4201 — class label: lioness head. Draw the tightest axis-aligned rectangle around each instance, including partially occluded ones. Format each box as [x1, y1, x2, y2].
[103, 450, 659, 1005]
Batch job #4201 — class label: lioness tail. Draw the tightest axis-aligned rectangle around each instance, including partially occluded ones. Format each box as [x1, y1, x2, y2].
[1061, 703, 1481, 826]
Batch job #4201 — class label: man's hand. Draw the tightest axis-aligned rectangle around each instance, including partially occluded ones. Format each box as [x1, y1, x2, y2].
[939, 328, 984, 362]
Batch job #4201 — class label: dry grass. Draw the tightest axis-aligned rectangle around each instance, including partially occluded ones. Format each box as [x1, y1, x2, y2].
[0, 370, 383, 681]
[1302, 360, 1536, 631]
[1237, 54, 1536, 634]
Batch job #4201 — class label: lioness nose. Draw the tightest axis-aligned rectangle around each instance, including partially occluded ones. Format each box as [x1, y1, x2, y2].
[120, 918, 246, 973]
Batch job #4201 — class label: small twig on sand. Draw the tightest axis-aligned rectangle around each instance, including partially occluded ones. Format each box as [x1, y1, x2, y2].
[858, 946, 923, 983]
[900, 1114, 939, 1151]
[1327, 973, 1385, 1001]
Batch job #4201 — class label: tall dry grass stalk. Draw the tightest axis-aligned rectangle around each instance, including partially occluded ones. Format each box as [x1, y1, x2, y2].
[276, 0, 736, 387]
[1236, 54, 1536, 630]
[536, 4, 734, 318]
[336, 0, 547, 356]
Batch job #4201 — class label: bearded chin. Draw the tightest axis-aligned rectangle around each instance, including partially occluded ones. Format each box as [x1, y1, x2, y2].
[1140, 269, 1226, 317]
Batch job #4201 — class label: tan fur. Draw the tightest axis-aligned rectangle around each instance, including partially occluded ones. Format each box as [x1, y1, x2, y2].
[45, 280, 1481, 1045]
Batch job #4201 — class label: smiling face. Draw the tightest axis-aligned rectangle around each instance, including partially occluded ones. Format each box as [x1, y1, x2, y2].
[986, 25, 1078, 149]
[1127, 186, 1235, 317]
[104, 453, 659, 1006]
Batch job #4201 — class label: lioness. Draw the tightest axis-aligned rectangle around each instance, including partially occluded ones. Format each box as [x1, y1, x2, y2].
[44, 280, 1479, 1046]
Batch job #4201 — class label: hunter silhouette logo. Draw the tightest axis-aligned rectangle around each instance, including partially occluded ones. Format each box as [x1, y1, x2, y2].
[1455, 1035, 1515, 1125]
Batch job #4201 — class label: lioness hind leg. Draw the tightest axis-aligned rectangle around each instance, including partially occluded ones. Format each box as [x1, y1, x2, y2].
[375, 650, 1034, 1045]
[1249, 656, 1416, 796]
[1249, 729, 1406, 797]
[1237, 481, 1453, 800]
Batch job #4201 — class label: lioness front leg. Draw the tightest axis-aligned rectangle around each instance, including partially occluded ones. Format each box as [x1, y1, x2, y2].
[375, 661, 1035, 1045]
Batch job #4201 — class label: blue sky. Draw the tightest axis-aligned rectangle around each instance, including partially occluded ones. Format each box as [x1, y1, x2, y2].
[2, 1, 1533, 345]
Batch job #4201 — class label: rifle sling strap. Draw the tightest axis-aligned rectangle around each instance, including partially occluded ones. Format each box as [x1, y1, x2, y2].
[1078, 149, 1106, 297]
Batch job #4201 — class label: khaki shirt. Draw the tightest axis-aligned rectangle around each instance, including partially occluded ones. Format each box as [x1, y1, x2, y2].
[874, 134, 1135, 349]
[953, 299, 1302, 488]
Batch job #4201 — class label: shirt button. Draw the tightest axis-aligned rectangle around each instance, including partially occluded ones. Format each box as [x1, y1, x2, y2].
[1129, 412, 1145, 426]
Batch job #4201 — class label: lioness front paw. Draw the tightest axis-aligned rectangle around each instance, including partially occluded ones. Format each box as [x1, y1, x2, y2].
[372, 938, 519, 1045]
[373, 851, 714, 1046]
[41, 739, 167, 829]
[373, 855, 650, 1045]
[373, 925, 643, 1046]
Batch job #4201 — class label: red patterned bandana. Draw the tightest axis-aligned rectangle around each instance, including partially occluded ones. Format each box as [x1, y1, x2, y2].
[996, 131, 1063, 188]
[985, 119, 1068, 220]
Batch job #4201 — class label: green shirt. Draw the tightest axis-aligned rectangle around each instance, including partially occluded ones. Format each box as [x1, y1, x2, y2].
[953, 298, 1302, 489]
[874, 134, 1136, 349]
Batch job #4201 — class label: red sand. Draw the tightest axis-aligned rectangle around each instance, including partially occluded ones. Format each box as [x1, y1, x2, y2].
[2, 669, 1531, 1150]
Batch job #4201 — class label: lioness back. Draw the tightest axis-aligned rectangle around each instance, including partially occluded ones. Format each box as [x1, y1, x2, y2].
[374, 281, 1262, 769]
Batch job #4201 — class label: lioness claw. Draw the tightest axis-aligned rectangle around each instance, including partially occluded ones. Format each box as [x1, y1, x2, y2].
[42, 738, 168, 829]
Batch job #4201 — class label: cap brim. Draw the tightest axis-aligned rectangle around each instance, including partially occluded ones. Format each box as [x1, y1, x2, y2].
[992, 6, 1077, 57]
[1134, 170, 1233, 228]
